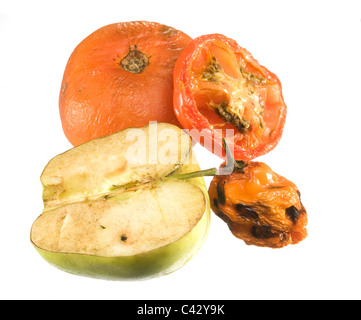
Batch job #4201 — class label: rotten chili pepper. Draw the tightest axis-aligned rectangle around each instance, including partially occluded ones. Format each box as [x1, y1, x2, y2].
[170, 138, 308, 248]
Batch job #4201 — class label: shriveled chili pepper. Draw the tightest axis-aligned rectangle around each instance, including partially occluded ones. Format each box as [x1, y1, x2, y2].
[170, 139, 307, 248]
[209, 163, 307, 248]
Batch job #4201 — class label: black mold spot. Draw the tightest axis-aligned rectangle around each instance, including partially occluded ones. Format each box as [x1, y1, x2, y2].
[235, 203, 259, 221]
[217, 183, 226, 206]
[213, 198, 219, 208]
[285, 206, 300, 224]
[251, 225, 277, 239]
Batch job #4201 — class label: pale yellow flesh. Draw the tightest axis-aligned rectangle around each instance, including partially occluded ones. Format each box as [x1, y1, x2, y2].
[31, 123, 210, 280]
[31, 179, 206, 257]
[33, 207, 210, 280]
[41, 122, 193, 208]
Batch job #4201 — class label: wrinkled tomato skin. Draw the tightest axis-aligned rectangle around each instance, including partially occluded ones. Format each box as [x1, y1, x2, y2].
[173, 34, 287, 161]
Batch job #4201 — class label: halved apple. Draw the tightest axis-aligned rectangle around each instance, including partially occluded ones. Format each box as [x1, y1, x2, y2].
[31, 123, 210, 280]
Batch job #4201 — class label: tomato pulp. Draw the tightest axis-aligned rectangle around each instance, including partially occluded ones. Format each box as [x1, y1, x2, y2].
[173, 34, 287, 160]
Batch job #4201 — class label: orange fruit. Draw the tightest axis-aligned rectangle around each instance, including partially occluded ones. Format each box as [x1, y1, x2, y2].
[59, 21, 192, 146]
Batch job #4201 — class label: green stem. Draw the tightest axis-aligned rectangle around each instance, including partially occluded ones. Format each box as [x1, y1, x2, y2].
[221, 137, 234, 174]
[168, 138, 247, 180]
[168, 168, 217, 180]
[221, 137, 247, 174]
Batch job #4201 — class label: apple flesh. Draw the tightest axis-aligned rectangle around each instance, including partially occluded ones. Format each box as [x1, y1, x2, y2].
[31, 123, 210, 280]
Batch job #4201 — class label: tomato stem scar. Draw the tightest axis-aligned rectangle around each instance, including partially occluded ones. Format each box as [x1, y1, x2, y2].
[120, 45, 149, 74]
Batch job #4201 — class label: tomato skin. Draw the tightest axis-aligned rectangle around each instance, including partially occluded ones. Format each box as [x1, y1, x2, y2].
[59, 21, 192, 146]
[173, 34, 287, 161]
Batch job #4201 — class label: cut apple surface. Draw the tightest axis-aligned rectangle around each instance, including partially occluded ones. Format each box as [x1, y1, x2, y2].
[41, 122, 193, 209]
[31, 123, 210, 280]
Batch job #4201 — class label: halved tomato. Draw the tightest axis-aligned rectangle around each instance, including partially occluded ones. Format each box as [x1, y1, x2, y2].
[173, 34, 287, 160]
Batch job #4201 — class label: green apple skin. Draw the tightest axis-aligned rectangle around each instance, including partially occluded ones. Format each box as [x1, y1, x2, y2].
[31, 176, 210, 281]
[33, 205, 210, 280]
[30, 124, 211, 280]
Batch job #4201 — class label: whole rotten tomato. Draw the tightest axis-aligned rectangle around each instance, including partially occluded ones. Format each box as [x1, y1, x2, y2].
[173, 34, 287, 160]
[59, 21, 192, 146]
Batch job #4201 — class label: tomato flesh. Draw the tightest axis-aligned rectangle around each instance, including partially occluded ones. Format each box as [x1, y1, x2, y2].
[173, 34, 287, 160]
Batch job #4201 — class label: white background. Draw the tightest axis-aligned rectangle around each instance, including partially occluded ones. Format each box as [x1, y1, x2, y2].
[1, 0, 361, 300]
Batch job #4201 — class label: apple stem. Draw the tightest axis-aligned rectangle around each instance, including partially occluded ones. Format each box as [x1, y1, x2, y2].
[168, 168, 218, 180]
[169, 138, 247, 180]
